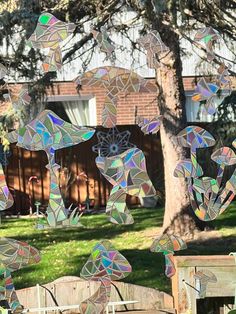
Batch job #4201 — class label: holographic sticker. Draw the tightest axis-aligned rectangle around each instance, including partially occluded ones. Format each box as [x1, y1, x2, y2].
[80, 240, 131, 314]
[75, 66, 157, 128]
[0, 64, 7, 80]
[175, 126, 215, 177]
[0, 163, 14, 212]
[11, 86, 31, 110]
[0, 238, 40, 314]
[150, 234, 187, 278]
[96, 147, 156, 224]
[27, 13, 75, 72]
[137, 31, 169, 69]
[194, 27, 220, 61]
[192, 78, 219, 115]
[6, 110, 95, 228]
[218, 63, 231, 86]
[91, 26, 115, 61]
[137, 115, 163, 135]
[174, 126, 236, 221]
[92, 127, 136, 157]
[194, 269, 217, 299]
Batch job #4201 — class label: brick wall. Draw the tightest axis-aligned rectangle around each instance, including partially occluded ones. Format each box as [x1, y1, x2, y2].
[3, 76, 235, 126]
[45, 77, 200, 125]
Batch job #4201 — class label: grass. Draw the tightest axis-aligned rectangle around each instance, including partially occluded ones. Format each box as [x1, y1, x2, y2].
[1, 203, 236, 294]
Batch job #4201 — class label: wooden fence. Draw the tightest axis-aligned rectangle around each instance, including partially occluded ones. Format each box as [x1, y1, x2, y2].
[4, 125, 163, 214]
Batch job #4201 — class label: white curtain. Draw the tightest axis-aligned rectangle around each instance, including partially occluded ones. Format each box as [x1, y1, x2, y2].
[62, 100, 90, 126]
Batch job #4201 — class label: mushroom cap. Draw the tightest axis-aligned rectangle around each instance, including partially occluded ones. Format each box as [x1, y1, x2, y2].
[192, 78, 219, 102]
[137, 31, 169, 53]
[27, 13, 75, 48]
[150, 234, 187, 254]
[194, 269, 217, 283]
[137, 115, 163, 135]
[194, 27, 220, 42]
[6, 110, 95, 152]
[192, 176, 219, 195]
[74, 66, 157, 94]
[80, 240, 132, 281]
[175, 126, 215, 151]
[0, 237, 40, 271]
[174, 159, 203, 178]
[211, 147, 236, 166]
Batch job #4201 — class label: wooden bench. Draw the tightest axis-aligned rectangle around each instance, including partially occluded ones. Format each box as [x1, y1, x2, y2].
[172, 255, 236, 314]
[16, 276, 174, 313]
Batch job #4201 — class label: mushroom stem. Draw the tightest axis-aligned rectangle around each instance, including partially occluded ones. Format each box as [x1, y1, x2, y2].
[0, 163, 14, 211]
[45, 152, 67, 227]
[80, 278, 111, 314]
[164, 253, 176, 278]
[102, 97, 117, 128]
[216, 164, 225, 189]
[190, 151, 201, 177]
[207, 164, 225, 209]
[4, 269, 23, 314]
[196, 279, 208, 299]
[106, 187, 134, 225]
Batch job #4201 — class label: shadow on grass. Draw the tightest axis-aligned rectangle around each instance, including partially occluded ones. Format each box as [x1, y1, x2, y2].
[186, 235, 236, 255]
[13, 232, 236, 293]
[5, 204, 236, 296]
[13, 247, 170, 293]
[1, 208, 164, 250]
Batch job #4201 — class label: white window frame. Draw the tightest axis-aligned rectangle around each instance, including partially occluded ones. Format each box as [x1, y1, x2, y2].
[46, 94, 97, 126]
[185, 90, 232, 123]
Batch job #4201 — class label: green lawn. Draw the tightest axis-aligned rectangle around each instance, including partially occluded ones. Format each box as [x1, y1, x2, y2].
[1, 204, 236, 294]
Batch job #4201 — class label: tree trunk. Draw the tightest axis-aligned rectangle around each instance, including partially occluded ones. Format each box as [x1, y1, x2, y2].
[151, 21, 204, 237]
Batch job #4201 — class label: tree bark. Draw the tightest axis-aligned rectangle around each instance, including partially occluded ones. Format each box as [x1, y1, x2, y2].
[156, 29, 206, 237]
[133, 1, 205, 237]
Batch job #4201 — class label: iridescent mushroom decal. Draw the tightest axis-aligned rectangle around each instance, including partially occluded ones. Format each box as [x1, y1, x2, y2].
[211, 147, 236, 190]
[191, 147, 236, 221]
[175, 126, 216, 178]
[210, 146, 236, 218]
[150, 234, 187, 278]
[194, 27, 220, 61]
[137, 31, 169, 69]
[0, 237, 40, 313]
[0, 66, 14, 213]
[27, 13, 75, 72]
[80, 240, 132, 314]
[174, 159, 203, 180]
[137, 115, 163, 135]
[0, 64, 7, 80]
[6, 110, 95, 228]
[192, 78, 219, 115]
[0, 163, 14, 213]
[96, 147, 156, 225]
[91, 26, 115, 60]
[175, 126, 215, 220]
[190, 176, 219, 221]
[226, 140, 236, 201]
[75, 66, 157, 128]
[194, 270, 217, 298]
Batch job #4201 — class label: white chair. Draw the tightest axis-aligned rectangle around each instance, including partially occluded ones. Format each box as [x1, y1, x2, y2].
[106, 300, 138, 314]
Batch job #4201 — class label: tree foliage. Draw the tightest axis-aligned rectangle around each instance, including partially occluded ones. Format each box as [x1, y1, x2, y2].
[0, 0, 235, 234]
